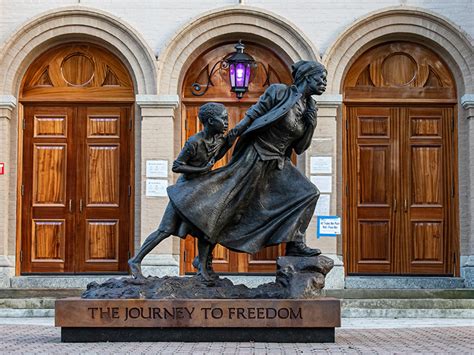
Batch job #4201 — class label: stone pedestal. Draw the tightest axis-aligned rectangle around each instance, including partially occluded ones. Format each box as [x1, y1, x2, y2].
[56, 298, 341, 342]
[57, 255, 340, 342]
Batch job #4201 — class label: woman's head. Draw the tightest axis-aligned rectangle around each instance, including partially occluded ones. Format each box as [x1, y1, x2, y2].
[291, 61, 327, 95]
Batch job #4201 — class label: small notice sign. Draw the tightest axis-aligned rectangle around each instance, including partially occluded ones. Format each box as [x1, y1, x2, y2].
[0, 163, 4, 175]
[146, 179, 168, 197]
[146, 160, 168, 178]
[310, 157, 332, 174]
[317, 216, 341, 238]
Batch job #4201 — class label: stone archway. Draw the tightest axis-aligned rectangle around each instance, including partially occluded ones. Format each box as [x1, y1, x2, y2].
[0, 6, 158, 277]
[323, 6, 473, 95]
[322, 6, 474, 280]
[157, 5, 320, 98]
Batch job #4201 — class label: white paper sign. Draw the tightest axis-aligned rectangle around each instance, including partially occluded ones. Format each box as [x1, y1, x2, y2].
[318, 216, 341, 236]
[314, 194, 330, 216]
[146, 160, 168, 178]
[310, 157, 332, 174]
[146, 179, 168, 197]
[310, 175, 332, 193]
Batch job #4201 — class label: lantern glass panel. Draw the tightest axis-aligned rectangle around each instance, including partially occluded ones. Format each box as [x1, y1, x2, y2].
[244, 64, 251, 87]
[229, 63, 236, 88]
[235, 63, 246, 88]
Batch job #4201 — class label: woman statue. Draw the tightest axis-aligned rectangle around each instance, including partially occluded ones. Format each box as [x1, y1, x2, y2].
[167, 60, 327, 279]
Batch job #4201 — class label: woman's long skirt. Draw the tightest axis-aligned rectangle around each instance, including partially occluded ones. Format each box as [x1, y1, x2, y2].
[167, 144, 320, 254]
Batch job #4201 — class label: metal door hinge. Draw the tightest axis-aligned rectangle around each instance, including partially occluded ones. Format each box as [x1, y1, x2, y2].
[21, 185, 24, 196]
[129, 119, 133, 131]
[127, 251, 131, 259]
[128, 185, 132, 197]
[345, 120, 349, 131]
[183, 250, 187, 262]
[19, 250, 23, 263]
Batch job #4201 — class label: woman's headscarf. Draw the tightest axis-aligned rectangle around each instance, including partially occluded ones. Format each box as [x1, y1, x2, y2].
[291, 60, 326, 85]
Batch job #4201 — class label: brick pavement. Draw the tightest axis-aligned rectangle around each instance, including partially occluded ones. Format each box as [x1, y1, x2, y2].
[0, 325, 472, 354]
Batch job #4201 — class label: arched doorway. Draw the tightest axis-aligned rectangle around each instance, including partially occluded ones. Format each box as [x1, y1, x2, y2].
[19, 43, 135, 274]
[343, 41, 459, 275]
[180, 41, 293, 274]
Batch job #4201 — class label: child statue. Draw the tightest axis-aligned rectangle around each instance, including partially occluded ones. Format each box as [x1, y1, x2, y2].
[128, 102, 241, 283]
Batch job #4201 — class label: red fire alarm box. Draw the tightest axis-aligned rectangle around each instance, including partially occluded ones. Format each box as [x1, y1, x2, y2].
[0, 163, 4, 175]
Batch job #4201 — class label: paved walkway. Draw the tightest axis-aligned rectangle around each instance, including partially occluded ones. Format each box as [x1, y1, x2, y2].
[0, 319, 472, 354]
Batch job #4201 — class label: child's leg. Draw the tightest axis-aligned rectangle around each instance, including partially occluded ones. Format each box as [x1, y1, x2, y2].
[128, 229, 170, 278]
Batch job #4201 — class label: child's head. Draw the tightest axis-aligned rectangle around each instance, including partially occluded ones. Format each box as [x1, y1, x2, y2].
[198, 102, 228, 133]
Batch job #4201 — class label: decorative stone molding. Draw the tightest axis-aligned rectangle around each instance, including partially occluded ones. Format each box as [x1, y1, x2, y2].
[0, 95, 16, 111]
[136, 95, 180, 109]
[323, 6, 474, 95]
[314, 94, 342, 121]
[136, 95, 180, 118]
[0, 95, 16, 120]
[461, 94, 474, 119]
[0, 6, 158, 97]
[157, 5, 320, 96]
[317, 94, 343, 106]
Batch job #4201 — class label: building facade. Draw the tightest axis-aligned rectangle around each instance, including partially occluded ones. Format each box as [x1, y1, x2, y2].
[0, 0, 473, 288]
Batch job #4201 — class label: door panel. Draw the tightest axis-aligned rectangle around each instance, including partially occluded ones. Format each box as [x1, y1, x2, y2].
[76, 106, 131, 272]
[402, 107, 452, 274]
[348, 106, 395, 273]
[31, 219, 66, 263]
[346, 105, 454, 275]
[21, 105, 132, 274]
[32, 144, 67, 206]
[22, 106, 75, 273]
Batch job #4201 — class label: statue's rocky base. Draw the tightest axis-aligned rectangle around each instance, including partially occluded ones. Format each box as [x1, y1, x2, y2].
[56, 255, 341, 343]
[82, 255, 334, 299]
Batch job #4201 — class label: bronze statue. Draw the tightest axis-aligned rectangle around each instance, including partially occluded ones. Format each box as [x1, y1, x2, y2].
[129, 60, 327, 283]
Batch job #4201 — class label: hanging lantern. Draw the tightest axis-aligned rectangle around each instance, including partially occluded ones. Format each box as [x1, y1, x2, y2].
[226, 41, 255, 99]
[191, 40, 257, 99]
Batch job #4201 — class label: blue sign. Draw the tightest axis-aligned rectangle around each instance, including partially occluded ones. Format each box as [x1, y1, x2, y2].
[317, 216, 341, 238]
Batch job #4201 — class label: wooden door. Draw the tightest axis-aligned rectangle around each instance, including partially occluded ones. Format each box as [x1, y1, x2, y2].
[21, 105, 132, 273]
[346, 105, 455, 275]
[19, 43, 135, 274]
[343, 41, 459, 275]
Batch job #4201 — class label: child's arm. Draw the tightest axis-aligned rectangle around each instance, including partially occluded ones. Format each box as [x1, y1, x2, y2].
[172, 141, 213, 175]
[213, 126, 243, 161]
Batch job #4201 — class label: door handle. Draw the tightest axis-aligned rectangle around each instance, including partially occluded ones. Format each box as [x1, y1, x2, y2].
[79, 199, 83, 213]
[68, 199, 72, 213]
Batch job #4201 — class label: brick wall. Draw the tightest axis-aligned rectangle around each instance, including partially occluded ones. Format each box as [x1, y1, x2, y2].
[1, 1, 472, 57]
